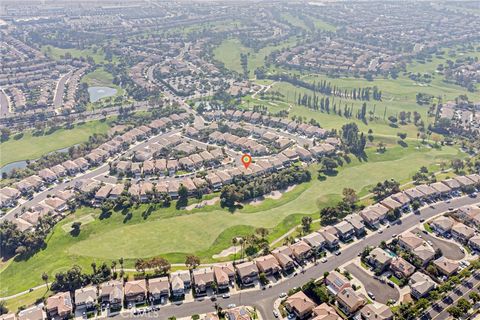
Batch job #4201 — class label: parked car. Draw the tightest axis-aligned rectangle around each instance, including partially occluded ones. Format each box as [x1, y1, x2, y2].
[320, 257, 328, 263]
[273, 310, 279, 318]
[222, 293, 230, 299]
[279, 292, 287, 298]
[368, 291, 376, 300]
[227, 304, 236, 309]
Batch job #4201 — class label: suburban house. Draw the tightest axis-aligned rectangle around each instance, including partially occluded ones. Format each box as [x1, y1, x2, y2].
[334, 221, 355, 242]
[344, 214, 366, 236]
[319, 229, 340, 250]
[398, 231, 424, 251]
[469, 235, 480, 252]
[74, 287, 97, 312]
[289, 240, 312, 262]
[45, 292, 73, 320]
[99, 280, 123, 309]
[389, 256, 415, 279]
[367, 247, 392, 272]
[255, 254, 281, 276]
[403, 187, 424, 201]
[235, 261, 259, 287]
[335, 287, 365, 316]
[455, 205, 480, 228]
[302, 232, 326, 255]
[18, 306, 46, 320]
[284, 291, 316, 320]
[416, 185, 437, 199]
[409, 272, 436, 299]
[358, 304, 394, 320]
[192, 267, 214, 296]
[148, 277, 169, 303]
[213, 263, 235, 291]
[441, 179, 461, 192]
[433, 256, 459, 276]
[412, 243, 436, 266]
[430, 181, 451, 196]
[271, 246, 295, 273]
[311, 303, 341, 320]
[170, 270, 191, 298]
[359, 208, 382, 229]
[325, 271, 351, 295]
[391, 192, 411, 210]
[380, 197, 402, 212]
[451, 222, 475, 244]
[430, 216, 455, 236]
[124, 279, 147, 305]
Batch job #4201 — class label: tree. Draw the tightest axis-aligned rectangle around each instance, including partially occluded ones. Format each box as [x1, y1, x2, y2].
[342, 188, 358, 206]
[447, 306, 463, 318]
[185, 255, 200, 269]
[70, 221, 82, 236]
[457, 298, 471, 313]
[0, 301, 8, 315]
[451, 159, 464, 173]
[469, 291, 480, 304]
[177, 185, 189, 208]
[255, 228, 269, 239]
[301, 216, 312, 233]
[42, 272, 49, 290]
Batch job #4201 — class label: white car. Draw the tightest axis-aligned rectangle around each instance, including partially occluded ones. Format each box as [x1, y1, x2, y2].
[320, 257, 328, 263]
[279, 292, 287, 298]
[227, 304, 236, 309]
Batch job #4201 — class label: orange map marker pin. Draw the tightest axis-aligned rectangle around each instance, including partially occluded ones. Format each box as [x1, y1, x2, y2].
[241, 154, 252, 169]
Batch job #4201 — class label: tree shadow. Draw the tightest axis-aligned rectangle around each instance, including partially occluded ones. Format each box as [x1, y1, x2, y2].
[99, 210, 112, 220]
[397, 141, 408, 148]
[70, 228, 81, 237]
[123, 212, 132, 223]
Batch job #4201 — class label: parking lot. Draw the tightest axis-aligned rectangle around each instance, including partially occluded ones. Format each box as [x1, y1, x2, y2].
[412, 227, 465, 260]
[345, 263, 399, 304]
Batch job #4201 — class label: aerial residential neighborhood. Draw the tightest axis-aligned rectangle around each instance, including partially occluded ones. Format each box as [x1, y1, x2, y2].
[1, 0, 480, 320]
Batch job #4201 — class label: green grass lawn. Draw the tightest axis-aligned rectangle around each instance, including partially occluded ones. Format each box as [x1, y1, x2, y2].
[213, 37, 298, 78]
[41, 45, 117, 64]
[423, 223, 433, 233]
[0, 142, 465, 296]
[0, 120, 111, 167]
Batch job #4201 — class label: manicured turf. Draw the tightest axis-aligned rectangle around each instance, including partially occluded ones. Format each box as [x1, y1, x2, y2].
[41, 45, 117, 64]
[0, 120, 111, 167]
[213, 37, 298, 78]
[0, 143, 465, 296]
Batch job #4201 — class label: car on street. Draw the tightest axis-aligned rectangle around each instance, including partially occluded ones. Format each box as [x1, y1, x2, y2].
[367, 291, 375, 300]
[320, 257, 328, 263]
[420, 218, 425, 222]
[378, 229, 383, 234]
[334, 251, 341, 256]
[227, 304, 236, 308]
[273, 310, 279, 318]
[222, 293, 230, 299]
[279, 292, 287, 298]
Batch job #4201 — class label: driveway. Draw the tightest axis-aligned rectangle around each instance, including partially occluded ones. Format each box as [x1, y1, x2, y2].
[412, 228, 465, 261]
[345, 263, 399, 304]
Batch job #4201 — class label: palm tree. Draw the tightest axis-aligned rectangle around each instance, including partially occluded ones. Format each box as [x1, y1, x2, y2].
[111, 261, 117, 273]
[238, 238, 245, 260]
[42, 272, 49, 291]
[232, 237, 238, 264]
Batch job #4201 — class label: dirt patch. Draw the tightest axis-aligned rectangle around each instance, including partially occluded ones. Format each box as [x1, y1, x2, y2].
[246, 185, 297, 206]
[61, 214, 95, 232]
[212, 245, 241, 259]
[185, 197, 220, 211]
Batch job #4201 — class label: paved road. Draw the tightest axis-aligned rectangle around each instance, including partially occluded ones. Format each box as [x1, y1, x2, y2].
[345, 263, 399, 304]
[412, 227, 465, 261]
[112, 195, 480, 320]
[53, 71, 72, 108]
[420, 271, 480, 320]
[0, 89, 11, 117]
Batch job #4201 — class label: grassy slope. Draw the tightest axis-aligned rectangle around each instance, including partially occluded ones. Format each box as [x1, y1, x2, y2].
[0, 121, 110, 167]
[41, 45, 116, 64]
[0, 143, 464, 296]
[213, 37, 298, 78]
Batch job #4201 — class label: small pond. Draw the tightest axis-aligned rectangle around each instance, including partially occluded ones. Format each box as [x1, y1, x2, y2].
[88, 86, 117, 103]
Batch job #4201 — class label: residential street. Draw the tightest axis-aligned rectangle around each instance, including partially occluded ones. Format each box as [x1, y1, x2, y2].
[113, 194, 480, 320]
[420, 271, 480, 320]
